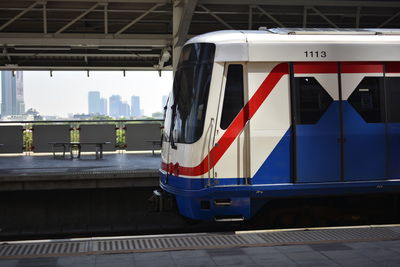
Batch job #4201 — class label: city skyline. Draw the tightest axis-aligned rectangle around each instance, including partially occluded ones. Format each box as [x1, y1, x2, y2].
[16, 71, 173, 118]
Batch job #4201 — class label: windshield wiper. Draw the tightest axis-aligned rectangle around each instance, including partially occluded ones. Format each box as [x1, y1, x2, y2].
[169, 103, 177, 149]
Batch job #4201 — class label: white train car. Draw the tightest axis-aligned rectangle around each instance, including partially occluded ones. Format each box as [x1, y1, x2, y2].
[160, 28, 400, 221]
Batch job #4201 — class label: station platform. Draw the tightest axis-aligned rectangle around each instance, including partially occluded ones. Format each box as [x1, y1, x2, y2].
[1, 225, 400, 266]
[0, 153, 160, 191]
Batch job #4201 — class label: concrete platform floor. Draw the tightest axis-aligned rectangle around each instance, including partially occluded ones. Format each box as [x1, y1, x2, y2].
[2, 225, 400, 266]
[1, 240, 400, 266]
[0, 152, 161, 176]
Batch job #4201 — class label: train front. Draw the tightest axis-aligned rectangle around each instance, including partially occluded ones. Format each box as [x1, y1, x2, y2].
[159, 30, 254, 220]
[159, 41, 219, 221]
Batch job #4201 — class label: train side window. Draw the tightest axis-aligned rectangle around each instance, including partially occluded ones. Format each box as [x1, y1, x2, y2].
[220, 64, 244, 130]
[294, 77, 333, 124]
[348, 77, 384, 123]
[386, 77, 400, 123]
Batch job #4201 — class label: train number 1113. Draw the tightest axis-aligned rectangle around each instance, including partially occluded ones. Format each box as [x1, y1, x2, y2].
[304, 51, 327, 58]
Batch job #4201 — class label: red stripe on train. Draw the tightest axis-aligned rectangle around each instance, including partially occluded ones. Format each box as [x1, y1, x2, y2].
[386, 62, 400, 73]
[294, 62, 337, 73]
[294, 62, 385, 74]
[341, 62, 383, 73]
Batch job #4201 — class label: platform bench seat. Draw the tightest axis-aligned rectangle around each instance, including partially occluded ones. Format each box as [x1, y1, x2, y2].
[48, 142, 111, 159]
[145, 140, 162, 156]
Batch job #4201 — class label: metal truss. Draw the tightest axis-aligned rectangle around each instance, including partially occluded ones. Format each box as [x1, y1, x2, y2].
[0, 0, 399, 70]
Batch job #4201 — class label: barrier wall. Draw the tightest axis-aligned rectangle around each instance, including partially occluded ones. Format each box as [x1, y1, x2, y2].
[0, 126, 23, 153]
[79, 124, 116, 152]
[32, 124, 70, 153]
[125, 123, 161, 151]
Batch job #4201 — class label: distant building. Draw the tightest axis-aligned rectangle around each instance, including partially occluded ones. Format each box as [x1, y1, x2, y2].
[72, 113, 91, 120]
[1, 114, 34, 121]
[109, 95, 122, 118]
[100, 98, 108, 115]
[120, 101, 130, 118]
[131, 96, 141, 117]
[152, 112, 163, 119]
[16, 72, 25, 115]
[88, 91, 101, 114]
[1, 71, 25, 116]
[25, 108, 42, 120]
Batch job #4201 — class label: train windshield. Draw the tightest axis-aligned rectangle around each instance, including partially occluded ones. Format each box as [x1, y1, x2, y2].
[170, 43, 215, 144]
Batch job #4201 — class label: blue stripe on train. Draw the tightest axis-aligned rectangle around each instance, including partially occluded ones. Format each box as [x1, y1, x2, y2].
[252, 129, 291, 184]
[160, 171, 400, 220]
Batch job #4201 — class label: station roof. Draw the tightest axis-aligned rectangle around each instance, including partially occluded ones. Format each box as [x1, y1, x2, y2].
[0, 0, 400, 70]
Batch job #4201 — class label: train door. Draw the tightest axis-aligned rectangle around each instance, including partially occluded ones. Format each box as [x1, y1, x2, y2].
[212, 63, 250, 184]
[341, 63, 386, 181]
[292, 63, 341, 183]
[385, 63, 400, 179]
[248, 62, 291, 184]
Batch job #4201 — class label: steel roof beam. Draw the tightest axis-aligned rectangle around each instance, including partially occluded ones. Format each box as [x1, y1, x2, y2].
[248, 5, 252, 30]
[309, 6, 338, 28]
[378, 10, 400, 28]
[43, 2, 47, 34]
[198, 4, 234, 30]
[115, 3, 164, 35]
[0, 1, 42, 31]
[0, 7, 391, 17]
[10, 0, 169, 3]
[0, 66, 173, 70]
[355, 6, 361, 28]
[199, 0, 400, 8]
[302, 6, 307, 27]
[255, 5, 285, 27]
[55, 2, 101, 34]
[1, 53, 160, 57]
[0, 33, 171, 47]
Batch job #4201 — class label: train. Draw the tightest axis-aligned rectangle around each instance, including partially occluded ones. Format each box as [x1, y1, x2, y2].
[159, 28, 400, 221]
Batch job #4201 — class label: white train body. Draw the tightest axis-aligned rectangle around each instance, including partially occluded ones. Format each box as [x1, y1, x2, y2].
[160, 29, 400, 221]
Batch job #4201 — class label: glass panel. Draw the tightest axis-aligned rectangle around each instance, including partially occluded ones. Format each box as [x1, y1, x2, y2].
[348, 77, 384, 123]
[220, 64, 244, 130]
[170, 43, 215, 144]
[294, 77, 333, 125]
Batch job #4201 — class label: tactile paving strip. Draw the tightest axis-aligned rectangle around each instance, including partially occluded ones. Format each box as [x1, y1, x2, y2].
[1, 226, 400, 258]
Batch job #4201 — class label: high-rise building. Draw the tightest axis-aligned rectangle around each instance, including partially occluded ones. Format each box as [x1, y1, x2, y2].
[131, 95, 141, 117]
[88, 91, 101, 114]
[109, 95, 122, 118]
[16, 72, 25, 115]
[120, 101, 130, 118]
[100, 98, 108, 115]
[1, 71, 24, 116]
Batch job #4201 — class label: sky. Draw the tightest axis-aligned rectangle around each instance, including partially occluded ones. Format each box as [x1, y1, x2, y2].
[20, 70, 173, 117]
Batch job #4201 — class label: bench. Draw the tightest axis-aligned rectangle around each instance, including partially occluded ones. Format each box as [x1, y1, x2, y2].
[49, 142, 111, 159]
[145, 140, 162, 155]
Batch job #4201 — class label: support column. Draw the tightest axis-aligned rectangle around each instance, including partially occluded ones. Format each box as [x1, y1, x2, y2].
[173, 0, 183, 72]
[172, 0, 197, 72]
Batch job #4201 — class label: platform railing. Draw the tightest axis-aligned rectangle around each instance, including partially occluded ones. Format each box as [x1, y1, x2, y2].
[0, 119, 163, 153]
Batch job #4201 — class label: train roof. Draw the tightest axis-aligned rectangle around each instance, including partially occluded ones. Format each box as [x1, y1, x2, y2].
[186, 29, 400, 62]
